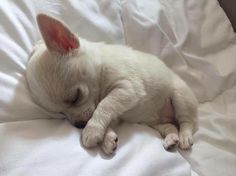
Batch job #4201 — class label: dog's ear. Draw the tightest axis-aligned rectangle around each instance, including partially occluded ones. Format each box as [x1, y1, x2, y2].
[37, 14, 79, 54]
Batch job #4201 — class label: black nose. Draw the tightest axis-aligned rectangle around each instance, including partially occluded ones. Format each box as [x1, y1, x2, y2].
[74, 121, 87, 129]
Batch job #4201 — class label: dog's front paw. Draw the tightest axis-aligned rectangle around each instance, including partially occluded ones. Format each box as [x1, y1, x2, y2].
[179, 132, 193, 150]
[82, 124, 105, 148]
[163, 133, 179, 150]
[101, 130, 118, 155]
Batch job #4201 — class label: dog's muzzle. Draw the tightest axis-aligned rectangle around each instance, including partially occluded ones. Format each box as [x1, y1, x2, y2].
[74, 121, 87, 129]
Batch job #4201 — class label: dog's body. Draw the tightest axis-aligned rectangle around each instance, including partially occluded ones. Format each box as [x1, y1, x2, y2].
[26, 14, 198, 155]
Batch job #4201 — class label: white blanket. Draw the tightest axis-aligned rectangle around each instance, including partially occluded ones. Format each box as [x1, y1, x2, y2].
[0, 0, 236, 176]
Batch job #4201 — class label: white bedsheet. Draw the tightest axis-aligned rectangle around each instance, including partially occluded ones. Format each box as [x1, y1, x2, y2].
[0, 0, 235, 176]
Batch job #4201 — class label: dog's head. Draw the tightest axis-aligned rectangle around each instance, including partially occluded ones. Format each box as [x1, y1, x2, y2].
[26, 14, 101, 128]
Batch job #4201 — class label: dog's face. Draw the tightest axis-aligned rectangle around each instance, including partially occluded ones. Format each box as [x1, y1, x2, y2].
[26, 14, 100, 128]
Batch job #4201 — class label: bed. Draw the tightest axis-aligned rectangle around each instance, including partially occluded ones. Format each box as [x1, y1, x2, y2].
[0, 0, 236, 175]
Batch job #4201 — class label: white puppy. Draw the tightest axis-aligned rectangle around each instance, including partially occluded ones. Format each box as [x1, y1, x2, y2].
[26, 14, 198, 155]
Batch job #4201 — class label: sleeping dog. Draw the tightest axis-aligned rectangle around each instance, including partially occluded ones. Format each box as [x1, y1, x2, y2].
[26, 14, 198, 155]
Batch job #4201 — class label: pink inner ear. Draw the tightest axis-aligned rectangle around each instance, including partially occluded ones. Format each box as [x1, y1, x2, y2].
[49, 27, 79, 53]
[37, 14, 79, 54]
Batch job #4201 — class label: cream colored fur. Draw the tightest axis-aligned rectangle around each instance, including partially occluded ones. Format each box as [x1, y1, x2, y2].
[26, 14, 198, 155]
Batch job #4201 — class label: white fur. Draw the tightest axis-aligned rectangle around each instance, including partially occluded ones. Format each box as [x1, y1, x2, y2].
[26, 14, 198, 154]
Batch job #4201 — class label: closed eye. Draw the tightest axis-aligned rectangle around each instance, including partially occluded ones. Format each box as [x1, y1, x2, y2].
[64, 88, 81, 106]
[59, 112, 66, 116]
